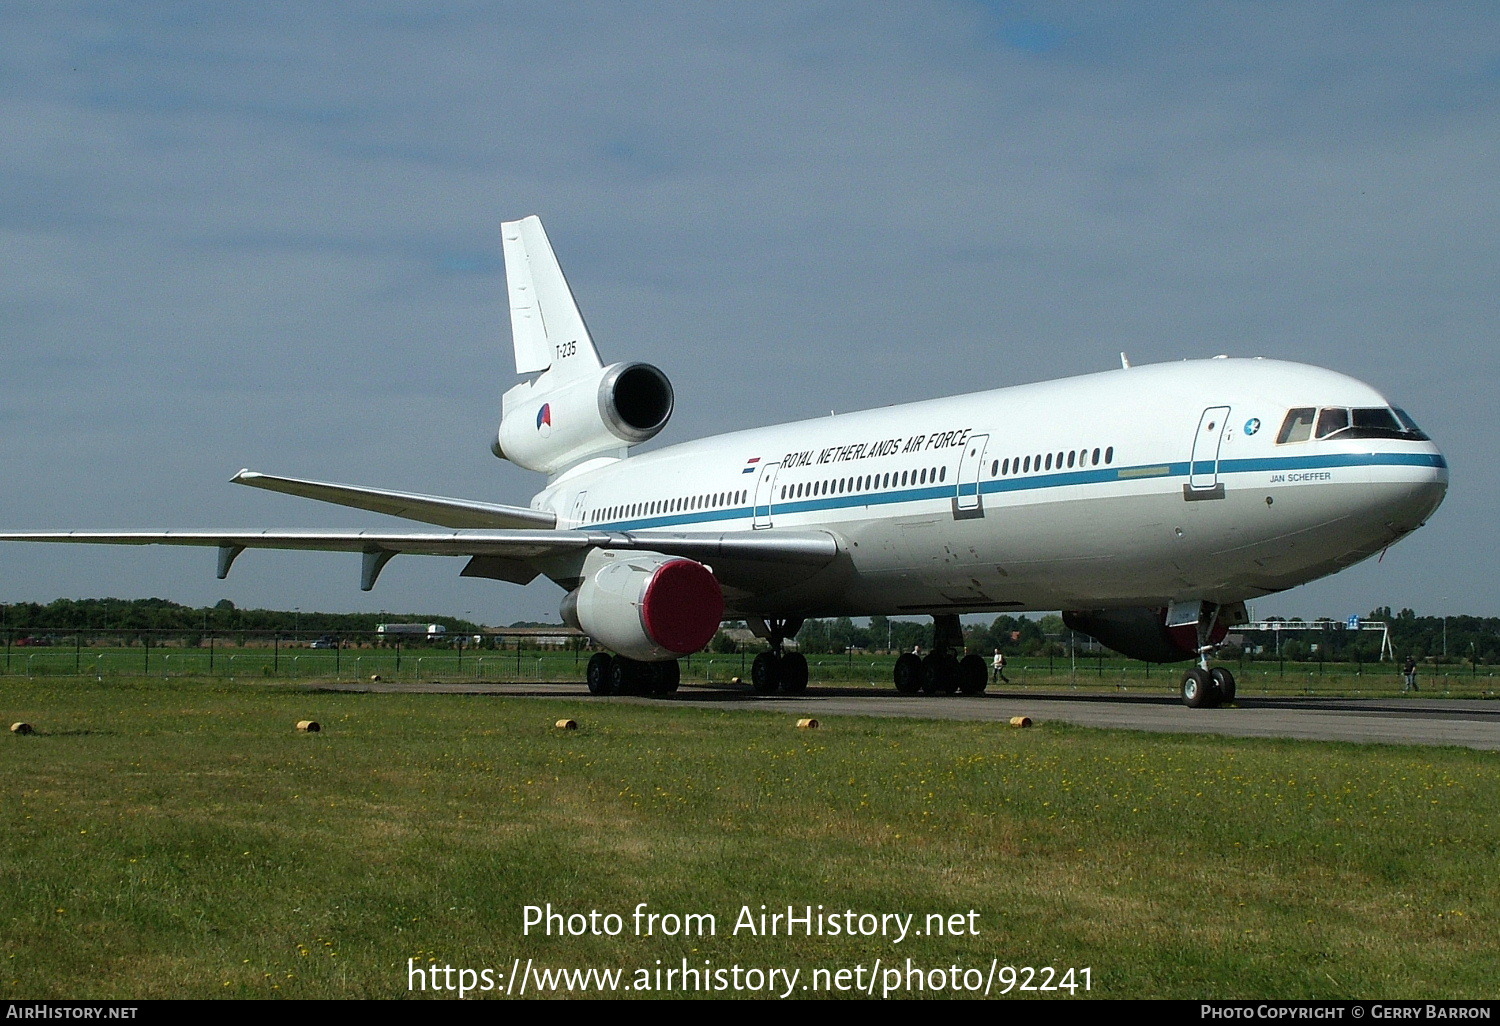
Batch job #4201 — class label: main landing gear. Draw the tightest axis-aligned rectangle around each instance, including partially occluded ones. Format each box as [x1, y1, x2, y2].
[585, 652, 680, 697]
[1177, 602, 1237, 709]
[893, 614, 988, 697]
[747, 618, 809, 695]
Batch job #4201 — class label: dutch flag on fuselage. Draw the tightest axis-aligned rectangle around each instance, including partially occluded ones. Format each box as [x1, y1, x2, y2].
[743, 456, 761, 474]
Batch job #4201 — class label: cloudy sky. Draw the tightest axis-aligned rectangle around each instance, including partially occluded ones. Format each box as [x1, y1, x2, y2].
[2, 2, 1495, 626]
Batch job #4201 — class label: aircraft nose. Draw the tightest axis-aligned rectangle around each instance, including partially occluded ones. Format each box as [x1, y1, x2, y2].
[1369, 445, 1447, 537]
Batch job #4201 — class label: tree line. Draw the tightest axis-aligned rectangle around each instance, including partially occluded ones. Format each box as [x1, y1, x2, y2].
[0, 598, 485, 637]
[4, 598, 1494, 665]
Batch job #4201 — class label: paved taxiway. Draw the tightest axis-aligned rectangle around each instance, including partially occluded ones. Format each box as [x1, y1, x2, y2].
[317, 681, 1500, 751]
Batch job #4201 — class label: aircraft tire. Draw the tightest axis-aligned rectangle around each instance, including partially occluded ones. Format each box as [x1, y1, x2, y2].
[958, 654, 988, 695]
[918, 654, 939, 694]
[1210, 666, 1236, 705]
[652, 659, 681, 695]
[779, 652, 809, 694]
[1180, 667, 1215, 708]
[611, 656, 649, 696]
[938, 654, 961, 694]
[586, 653, 615, 695]
[920, 653, 958, 694]
[751, 652, 781, 694]
[893, 653, 922, 694]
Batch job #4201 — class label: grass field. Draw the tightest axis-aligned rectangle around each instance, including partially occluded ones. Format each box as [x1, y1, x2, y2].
[5, 644, 1497, 700]
[2, 673, 1497, 1000]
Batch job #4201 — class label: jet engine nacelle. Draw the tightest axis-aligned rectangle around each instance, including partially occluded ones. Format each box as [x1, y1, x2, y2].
[494, 361, 674, 475]
[560, 549, 724, 662]
[1062, 606, 1239, 664]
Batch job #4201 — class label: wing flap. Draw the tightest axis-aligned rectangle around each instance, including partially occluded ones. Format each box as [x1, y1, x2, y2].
[231, 470, 557, 530]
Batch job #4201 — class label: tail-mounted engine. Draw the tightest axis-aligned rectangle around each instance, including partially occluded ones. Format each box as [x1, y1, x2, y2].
[493, 361, 673, 475]
[560, 549, 723, 662]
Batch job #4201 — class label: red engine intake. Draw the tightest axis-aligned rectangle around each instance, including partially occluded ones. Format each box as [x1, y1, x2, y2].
[639, 558, 724, 655]
[562, 550, 724, 661]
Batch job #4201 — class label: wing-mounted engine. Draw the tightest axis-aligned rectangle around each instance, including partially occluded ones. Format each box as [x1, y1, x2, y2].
[1063, 605, 1245, 664]
[560, 549, 724, 662]
[494, 360, 674, 475]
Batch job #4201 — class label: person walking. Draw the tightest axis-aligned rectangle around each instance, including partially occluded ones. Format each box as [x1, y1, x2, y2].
[991, 648, 1010, 684]
[1402, 654, 1419, 693]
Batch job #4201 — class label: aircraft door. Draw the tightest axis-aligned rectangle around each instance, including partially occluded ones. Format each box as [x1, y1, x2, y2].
[752, 462, 781, 529]
[1186, 406, 1230, 500]
[953, 433, 990, 520]
[570, 491, 588, 528]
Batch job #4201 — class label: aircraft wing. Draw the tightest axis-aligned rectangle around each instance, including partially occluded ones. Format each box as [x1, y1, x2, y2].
[0, 528, 841, 591]
[230, 470, 557, 530]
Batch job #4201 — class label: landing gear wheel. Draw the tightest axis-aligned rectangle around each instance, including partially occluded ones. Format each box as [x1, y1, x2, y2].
[1180, 667, 1218, 708]
[611, 657, 650, 696]
[651, 660, 681, 696]
[1210, 666, 1236, 705]
[779, 652, 809, 694]
[921, 653, 959, 694]
[939, 654, 961, 694]
[586, 653, 615, 695]
[893, 653, 922, 695]
[751, 651, 781, 694]
[958, 654, 988, 695]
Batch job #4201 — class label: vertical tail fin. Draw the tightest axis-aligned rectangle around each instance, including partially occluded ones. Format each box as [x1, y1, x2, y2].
[501, 216, 604, 380]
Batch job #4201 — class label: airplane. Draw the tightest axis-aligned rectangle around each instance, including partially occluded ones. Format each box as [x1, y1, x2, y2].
[0, 216, 1448, 707]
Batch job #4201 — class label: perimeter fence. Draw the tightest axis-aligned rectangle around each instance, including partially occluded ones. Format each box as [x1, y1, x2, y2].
[0, 628, 1496, 699]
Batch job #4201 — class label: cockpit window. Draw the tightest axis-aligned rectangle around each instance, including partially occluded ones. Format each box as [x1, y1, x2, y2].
[1277, 408, 1315, 444]
[1317, 407, 1429, 442]
[1316, 407, 1349, 439]
[1392, 408, 1431, 441]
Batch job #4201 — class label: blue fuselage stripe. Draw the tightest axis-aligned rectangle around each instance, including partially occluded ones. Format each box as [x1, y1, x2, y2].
[592, 450, 1446, 531]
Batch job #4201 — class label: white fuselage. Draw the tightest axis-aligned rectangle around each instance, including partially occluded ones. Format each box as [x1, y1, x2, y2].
[531, 358, 1447, 619]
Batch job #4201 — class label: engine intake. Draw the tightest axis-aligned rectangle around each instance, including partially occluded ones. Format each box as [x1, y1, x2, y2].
[561, 550, 723, 662]
[494, 361, 674, 474]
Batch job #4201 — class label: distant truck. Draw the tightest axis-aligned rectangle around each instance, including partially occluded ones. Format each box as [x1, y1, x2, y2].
[376, 623, 447, 640]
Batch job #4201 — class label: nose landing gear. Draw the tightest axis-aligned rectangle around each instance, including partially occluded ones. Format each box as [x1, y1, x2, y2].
[1178, 602, 1239, 708]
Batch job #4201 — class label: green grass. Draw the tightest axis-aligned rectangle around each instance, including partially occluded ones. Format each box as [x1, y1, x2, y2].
[6, 645, 1497, 700]
[2, 675, 1497, 999]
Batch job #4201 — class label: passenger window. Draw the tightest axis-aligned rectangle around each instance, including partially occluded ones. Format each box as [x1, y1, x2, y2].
[1277, 408, 1315, 444]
